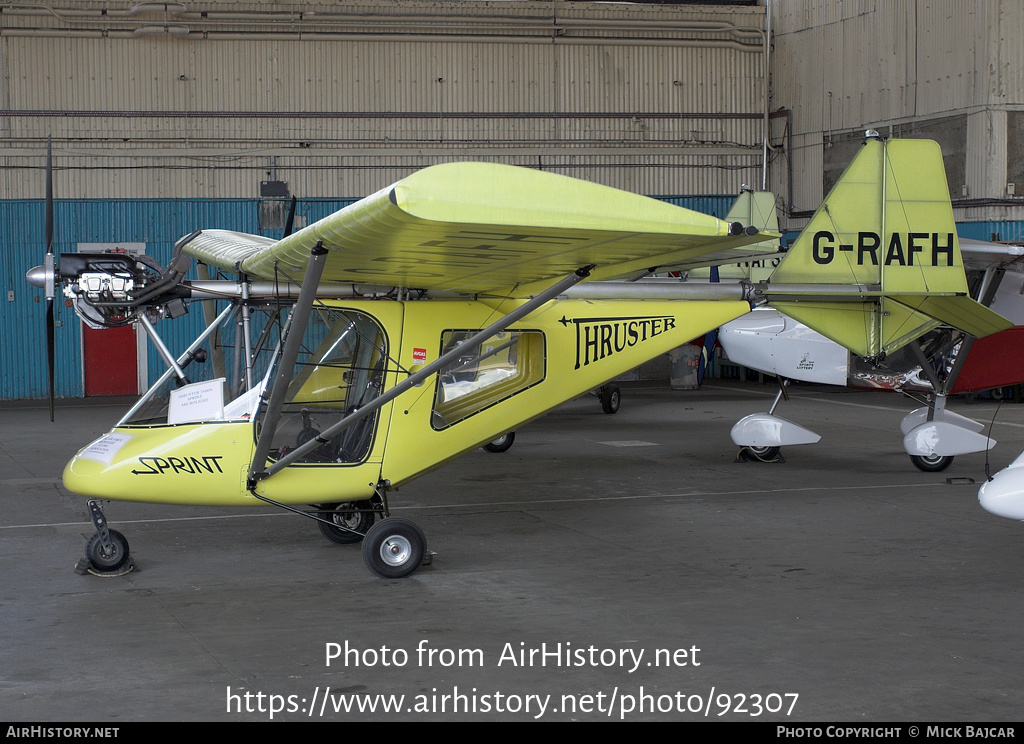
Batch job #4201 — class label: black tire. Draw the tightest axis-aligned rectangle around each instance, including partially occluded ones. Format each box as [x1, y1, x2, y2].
[910, 453, 954, 472]
[483, 431, 515, 453]
[746, 445, 781, 461]
[601, 385, 621, 414]
[362, 518, 427, 579]
[85, 529, 130, 571]
[317, 502, 375, 544]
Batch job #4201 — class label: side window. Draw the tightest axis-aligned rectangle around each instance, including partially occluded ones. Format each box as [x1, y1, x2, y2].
[431, 330, 545, 429]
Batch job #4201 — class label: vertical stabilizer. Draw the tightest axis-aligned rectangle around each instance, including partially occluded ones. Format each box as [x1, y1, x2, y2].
[689, 189, 781, 282]
[769, 137, 1008, 358]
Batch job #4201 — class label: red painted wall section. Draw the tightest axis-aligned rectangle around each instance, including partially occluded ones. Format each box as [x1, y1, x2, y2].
[952, 327, 1024, 394]
[83, 325, 138, 396]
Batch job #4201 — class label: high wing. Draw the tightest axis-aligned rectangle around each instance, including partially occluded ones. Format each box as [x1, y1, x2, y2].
[182, 162, 777, 297]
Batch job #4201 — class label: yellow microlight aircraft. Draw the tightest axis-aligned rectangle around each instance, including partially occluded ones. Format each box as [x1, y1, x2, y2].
[27, 134, 1010, 578]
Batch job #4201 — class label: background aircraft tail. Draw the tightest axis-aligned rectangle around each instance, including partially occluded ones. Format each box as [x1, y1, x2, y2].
[688, 189, 781, 283]
[766, 136, 1010, 359]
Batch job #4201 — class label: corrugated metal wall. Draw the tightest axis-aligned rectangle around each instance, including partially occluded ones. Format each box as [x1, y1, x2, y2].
[771, 0, 1024, 229]
[0, 0, 769, 200]
[9, 1, 1019, 401]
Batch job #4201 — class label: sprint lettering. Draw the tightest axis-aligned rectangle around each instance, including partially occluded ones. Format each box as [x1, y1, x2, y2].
[132, 455, 225, 475]
[811, 230, 955, 267]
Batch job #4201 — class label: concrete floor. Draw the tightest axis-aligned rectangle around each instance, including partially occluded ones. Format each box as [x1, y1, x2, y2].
[2, 380, 1024, 722]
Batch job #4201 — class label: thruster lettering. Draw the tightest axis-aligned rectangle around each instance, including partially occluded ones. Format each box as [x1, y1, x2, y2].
[562, 315, 678, 370]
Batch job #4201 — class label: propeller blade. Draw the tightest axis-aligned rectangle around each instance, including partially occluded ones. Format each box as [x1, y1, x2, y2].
[45, 136, 56, 421]
[46, 299, 55, 422]
[45, 136, 53, 263]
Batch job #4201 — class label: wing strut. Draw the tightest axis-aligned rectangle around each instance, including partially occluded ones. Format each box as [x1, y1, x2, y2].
[138, 313, 189, 384]
[247, 243, 331, 486]
[253, 264, 595, 485]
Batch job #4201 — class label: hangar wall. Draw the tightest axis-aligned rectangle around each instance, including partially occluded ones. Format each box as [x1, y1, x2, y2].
[0, 0, 769, 199]
[771, 0, 1024, 238]
[1, 0, 769, 400]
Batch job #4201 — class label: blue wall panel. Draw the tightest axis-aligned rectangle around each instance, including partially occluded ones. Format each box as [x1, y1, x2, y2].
[957, 221, 1024, 244]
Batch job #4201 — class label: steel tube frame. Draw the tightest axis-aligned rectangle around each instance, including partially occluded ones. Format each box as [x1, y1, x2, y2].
[116, 303, 238, 426]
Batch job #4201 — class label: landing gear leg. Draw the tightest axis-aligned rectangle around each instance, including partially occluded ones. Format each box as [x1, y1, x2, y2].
[76, 499, 134, 575]
[255, 482, 433, 577]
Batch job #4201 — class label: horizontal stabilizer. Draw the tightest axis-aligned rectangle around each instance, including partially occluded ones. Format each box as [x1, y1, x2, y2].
[887, 295, 1012, 339]
[686, 189, 782, 281]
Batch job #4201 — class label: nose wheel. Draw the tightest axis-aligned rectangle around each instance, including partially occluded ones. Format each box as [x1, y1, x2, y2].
[75, 499, 135, 576]
[85, 529, 131, 571]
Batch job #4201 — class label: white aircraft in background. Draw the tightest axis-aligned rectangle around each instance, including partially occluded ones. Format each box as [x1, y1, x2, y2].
[707, 195, 1024, 473]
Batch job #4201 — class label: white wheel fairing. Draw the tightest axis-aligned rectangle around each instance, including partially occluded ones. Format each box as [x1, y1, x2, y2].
[903, 421, 995, 457]
[980, 466, 1024, 520]
[730, 413, 821, 447]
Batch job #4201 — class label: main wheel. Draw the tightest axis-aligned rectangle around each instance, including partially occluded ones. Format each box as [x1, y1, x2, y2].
[85, 529, 130, 571]
[746, 445, 781, 462]
[318, 502, 375, 544]
[910, 453, 954, 472]
[362, 518, 427, 578]
[601, 385, 621, 414]
[483, 431, 515, 453]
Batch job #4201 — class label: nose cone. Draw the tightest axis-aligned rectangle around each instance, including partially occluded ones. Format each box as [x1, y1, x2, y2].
[979, 468, 1024, 520]
[26, 265, 46, 289]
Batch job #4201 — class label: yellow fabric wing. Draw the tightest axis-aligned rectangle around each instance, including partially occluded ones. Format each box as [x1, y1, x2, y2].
[183, 162, 776, 296]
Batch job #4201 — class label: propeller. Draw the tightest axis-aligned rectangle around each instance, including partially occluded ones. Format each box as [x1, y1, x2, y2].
[25, 137, 58, 420]
[44, 137, 56, 421]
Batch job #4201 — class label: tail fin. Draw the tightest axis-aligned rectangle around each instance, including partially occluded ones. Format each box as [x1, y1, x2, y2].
[689, 189, 781, 283]
[767, 136, 1010, 358]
